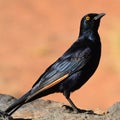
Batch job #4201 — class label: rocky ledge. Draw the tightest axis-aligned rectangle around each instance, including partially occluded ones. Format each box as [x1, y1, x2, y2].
[0, 94, 120, 120]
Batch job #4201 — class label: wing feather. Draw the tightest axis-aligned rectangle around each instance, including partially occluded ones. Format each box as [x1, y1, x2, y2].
[27, 47, 92, 101]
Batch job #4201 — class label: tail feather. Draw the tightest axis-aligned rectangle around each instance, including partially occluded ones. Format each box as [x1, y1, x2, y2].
[5, 90, 31, 116]
[5, 82, 57, 115]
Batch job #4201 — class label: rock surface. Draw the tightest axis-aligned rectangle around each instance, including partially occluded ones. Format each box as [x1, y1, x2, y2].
[0, 94, 120, 120]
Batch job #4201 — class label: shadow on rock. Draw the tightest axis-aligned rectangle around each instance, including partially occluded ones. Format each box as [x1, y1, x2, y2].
[62, 105, 104, 116]
[13, 118, 32, 120]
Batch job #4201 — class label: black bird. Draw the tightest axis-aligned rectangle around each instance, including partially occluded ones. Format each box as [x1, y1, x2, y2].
[5, 13, 105, 115]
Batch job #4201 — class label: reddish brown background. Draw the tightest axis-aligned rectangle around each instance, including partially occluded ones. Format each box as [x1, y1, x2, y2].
[0, 0, 120, 111]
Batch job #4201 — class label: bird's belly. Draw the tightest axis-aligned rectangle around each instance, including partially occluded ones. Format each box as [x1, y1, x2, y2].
[59, 58, 100, 93]
[58, 72, 81, 92]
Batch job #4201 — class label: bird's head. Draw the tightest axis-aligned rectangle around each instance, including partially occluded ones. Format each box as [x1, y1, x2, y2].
[80, 13, 105, 35]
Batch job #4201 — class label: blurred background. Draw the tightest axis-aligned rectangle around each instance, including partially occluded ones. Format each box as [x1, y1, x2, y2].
[0, 0, 120, 111]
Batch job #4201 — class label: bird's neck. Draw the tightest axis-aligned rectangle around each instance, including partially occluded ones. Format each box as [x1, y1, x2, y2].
[79, 30, 101, 46]
[79, 29, 99, 39]
[79, 28, 98, 36]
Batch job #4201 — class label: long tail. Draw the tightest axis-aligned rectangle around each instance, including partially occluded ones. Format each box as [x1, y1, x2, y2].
[5, 82, 57, 116]
[5, 90, 31, 116]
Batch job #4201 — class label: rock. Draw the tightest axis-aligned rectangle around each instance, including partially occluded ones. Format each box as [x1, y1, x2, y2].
[0, 94, 15, 120]
[106, 102, 120, 120]
[0, 94, 120, 120]
[107, 102, 120, 113]
[0, 94, 16, 111]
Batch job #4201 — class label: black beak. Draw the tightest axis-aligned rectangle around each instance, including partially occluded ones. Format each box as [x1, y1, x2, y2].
[93, 13, 105, 20]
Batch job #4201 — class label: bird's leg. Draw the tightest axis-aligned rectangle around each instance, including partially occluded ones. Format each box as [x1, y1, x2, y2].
[63, 91, 93, 114]
[63, 91, 79, 113]
[66, 97, 79, 113]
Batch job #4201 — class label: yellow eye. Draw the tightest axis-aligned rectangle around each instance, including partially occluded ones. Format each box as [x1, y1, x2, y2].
[86, 16, 90, 21]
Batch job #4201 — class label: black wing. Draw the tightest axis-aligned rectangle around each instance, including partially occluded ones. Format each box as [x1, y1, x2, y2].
[26, 46, 92, 101]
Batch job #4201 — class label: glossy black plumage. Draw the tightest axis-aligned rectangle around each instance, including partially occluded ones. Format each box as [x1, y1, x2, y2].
[5, 13, 105, 115]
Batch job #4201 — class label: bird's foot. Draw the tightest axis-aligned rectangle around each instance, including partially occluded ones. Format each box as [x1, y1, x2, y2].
[0, 110, 13, 120]
[62, 105, 74, 113]
[62, 105, 94, 114]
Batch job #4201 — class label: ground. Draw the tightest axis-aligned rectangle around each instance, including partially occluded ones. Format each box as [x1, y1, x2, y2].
[0, 94, 120, 120]
[0, 0, 120, 111]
